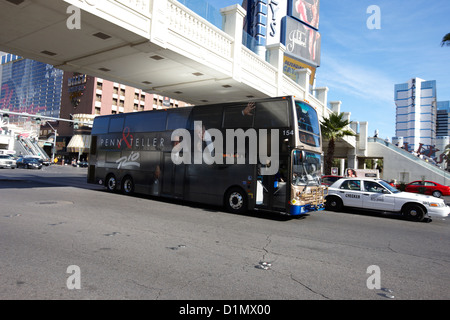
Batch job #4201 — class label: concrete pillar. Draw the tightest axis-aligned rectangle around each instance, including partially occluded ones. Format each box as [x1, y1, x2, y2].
[221, 5, 247, 82]
[347, 152, 358, 170]
[329, 101, 341, 114]
[342, 111, 351, 123]
[340, 158, 346, 176]
[314, 87, 328, 106]
[150, 0, 168, 48]
[350, 121, 358, 133]
[295, 68, 311, 99]
[266, 43, 286, 96]
[359, 121, 368, 152]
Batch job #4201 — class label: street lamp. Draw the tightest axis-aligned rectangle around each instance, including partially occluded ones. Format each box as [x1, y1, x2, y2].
[46, 121, 58, 164]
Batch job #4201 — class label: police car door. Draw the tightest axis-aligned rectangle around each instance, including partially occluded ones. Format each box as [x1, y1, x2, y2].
[362, 181, 395, 211]
[338, 179, 363, 208]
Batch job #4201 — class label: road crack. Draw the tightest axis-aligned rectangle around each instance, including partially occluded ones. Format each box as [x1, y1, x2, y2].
[289, 274, 331, 300]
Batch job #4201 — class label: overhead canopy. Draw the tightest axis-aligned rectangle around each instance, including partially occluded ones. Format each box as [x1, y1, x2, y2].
[67, 135, 91, 153]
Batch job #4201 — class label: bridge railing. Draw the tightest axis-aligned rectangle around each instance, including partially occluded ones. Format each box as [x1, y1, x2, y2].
[368, 137, 450, 180]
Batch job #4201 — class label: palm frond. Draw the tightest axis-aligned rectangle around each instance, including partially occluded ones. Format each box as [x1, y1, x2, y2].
[441, 33, 450, 47]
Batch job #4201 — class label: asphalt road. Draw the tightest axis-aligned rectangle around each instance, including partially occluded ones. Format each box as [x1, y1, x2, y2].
[0, 165, 449, 302]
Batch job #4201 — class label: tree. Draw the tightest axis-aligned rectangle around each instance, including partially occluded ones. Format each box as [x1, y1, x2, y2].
[441, 33, 450, 47]
[320, 112, 356, 175]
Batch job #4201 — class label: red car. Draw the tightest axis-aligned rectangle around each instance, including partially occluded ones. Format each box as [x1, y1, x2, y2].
[404, 180, 450, 198]
[321, 175, 344, 186]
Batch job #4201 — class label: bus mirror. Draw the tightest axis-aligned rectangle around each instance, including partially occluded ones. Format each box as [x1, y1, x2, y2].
[294, 150, 306, 162]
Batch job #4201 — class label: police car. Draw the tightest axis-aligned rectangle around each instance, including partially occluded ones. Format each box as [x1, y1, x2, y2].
[325, 177, 449, 221]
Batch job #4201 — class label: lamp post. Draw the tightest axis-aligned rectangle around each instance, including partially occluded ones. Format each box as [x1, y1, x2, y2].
[46, 121, 58, 164]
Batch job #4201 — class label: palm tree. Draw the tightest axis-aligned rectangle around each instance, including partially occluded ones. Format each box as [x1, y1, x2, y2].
[320, 112, 356, 175]
[441, 33, 450, 47]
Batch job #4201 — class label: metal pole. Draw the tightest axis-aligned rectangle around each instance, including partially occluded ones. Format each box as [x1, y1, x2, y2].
[52, 129, 57, 164]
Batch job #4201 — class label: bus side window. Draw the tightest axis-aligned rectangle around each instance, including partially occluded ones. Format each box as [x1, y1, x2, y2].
[193, 106, 223, 130]
[254, 101, 289, 128]
[167, 109, 191, 130]
[223, 105, 254, 128]
[108, 117, 125, 133]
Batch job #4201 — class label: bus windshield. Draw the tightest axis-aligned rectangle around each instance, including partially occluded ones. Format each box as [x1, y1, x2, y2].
[296, 100, 320, 136]
[292, 150, 321, 186]
[296, 101, 321, 147]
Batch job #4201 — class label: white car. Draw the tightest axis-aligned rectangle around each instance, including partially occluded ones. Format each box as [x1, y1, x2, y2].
[326, 178, 449, 221]
[0, 154, 16, 169]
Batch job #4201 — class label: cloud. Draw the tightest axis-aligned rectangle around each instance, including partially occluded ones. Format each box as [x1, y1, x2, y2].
[316, 53, 394, 105]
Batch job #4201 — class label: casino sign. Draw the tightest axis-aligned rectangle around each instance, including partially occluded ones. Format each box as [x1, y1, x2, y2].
[68, 74, 87, 108]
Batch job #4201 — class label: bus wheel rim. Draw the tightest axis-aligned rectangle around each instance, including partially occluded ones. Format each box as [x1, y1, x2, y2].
[229, 192, 243, 209]
[124, 179, 132, 193]
[108, 177, 116, 190]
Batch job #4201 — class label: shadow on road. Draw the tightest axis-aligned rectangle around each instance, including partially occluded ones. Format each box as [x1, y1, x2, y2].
[0, 169, 296, 222]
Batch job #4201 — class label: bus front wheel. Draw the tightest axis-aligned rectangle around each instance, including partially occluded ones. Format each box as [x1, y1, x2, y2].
[225, 187, 248, 214]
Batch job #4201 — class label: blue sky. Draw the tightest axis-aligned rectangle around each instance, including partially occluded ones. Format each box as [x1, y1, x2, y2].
[215, 0, 450, 140]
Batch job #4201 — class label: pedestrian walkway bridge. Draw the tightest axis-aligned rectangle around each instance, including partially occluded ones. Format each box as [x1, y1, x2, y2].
[0, 0, 330, 115]
[367, 138, 450, 184]
[2, 0, 447, 183]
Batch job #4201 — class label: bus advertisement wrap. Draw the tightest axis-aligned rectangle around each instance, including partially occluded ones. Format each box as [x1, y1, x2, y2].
[88, 97, 326, 216]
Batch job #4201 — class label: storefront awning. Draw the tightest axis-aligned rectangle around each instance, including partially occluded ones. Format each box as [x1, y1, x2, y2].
[67, 135, 91, 153]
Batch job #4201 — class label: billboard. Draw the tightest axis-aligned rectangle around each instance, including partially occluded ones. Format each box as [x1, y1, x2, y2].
[283, 54, 316, 85]
[266, 0, 288, 46]
[288, 0, 320, 30]
[281, 16, 321, 67]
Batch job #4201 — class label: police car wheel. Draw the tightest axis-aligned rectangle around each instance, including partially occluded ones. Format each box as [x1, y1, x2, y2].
[403, 204, 425, 222]
[325, 196, 342, 212]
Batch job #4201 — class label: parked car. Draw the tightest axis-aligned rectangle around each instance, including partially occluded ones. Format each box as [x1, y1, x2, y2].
[321, 175, 344, 186]
[72, 160, 88, 168]
[404, 180, 450, 198]
[23, 155, 50, 166]
[0, 154, 16, 169]
[16, 157, 43, 169]
[326, 177, 449, 221]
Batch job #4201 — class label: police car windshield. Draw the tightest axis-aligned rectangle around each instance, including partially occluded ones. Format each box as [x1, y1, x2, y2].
[378, 180, 400, 193]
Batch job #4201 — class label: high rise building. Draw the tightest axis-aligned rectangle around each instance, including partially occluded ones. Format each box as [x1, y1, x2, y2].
[0, 53, 64, 119]
[436, 101, 450, 137]
[56, 72, 190, 159]
[394, 78, 437, 151]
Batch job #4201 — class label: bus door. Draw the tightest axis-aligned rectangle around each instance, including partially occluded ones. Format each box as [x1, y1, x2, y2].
[162, 152, 185, 198]
[87, 136, 97, 184]
[255, 159, 288, 212]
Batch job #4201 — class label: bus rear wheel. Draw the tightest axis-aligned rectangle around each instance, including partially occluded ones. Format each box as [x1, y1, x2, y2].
[122, 176, 135, 195]
[225, 187, 248, 214]
[106, 174, 117, 192]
